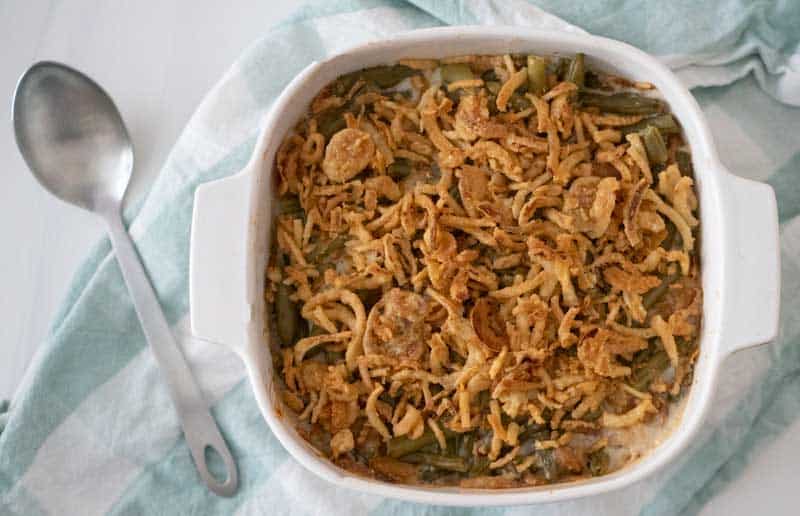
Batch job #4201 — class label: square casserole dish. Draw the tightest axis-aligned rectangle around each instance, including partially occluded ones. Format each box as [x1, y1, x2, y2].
[188, 26, 780, 506]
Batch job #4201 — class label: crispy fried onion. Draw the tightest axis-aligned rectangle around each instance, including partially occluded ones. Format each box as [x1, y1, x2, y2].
[454, 93, 507, 140]
[470, 297, 509, 352]
[602, 398, 656, 428]
[302, 289, 366, 370]
[624, 178, 649, 247]
[658, 164, 699, 227]
[578, 328, 648, 377]
[270, 56, 703, 486]
[563, 176, 620, 238]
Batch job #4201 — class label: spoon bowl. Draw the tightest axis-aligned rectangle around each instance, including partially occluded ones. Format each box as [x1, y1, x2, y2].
[13, 62, 133, 213]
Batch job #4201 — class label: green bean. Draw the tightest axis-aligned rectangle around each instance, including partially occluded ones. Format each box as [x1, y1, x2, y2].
[378, 390, 398, 409]
[446, 431, 459, 456]
[678, 335, 695, 354]
[487, 94, 499, 115]
[457, 432, 475, 459]
[642, 271, 681, 310]
[358, 64, 418, 88]
[429, 162, 442, 182]
[308, 323, 326, 337]
[402, 453, 469, 473]
[468, 456, 490, 476]
[325, 350, 344, 364]
[640, 125, 667, 165]
[518, 427, 550, 456]
[661, 220, 680, 251]
[448, 184, 462, 206]
[448, 349, 466, 369]
[387, 428, 456, 458]
[537, 449, 559, 482]
[641, 126, 668, 165]
[294, 319, 310, 342]
[553, 57, 570, 81]
[632, 344, 654, 365]
[677, 150, 694, 177]
[587, 448, 610, 476]
[417, 464, 440, 482]
[445, 88, 465, 105]
[565, 53, 585, 88]
[271, 348, 284, 372]
[596, 302, 608, 321]
[481, 69, 499, 82]
[527, 55, 547, 96]
[308, 235, 348, 263]
[394, 89, 413, 100]
[630, 348, 671, 391]
[584, 70, 603, 89]
[330, 73, 359, 97]
[329, 65, 417, 101]
[508, 93, 532, 111]
[440, 63, 474, 84]
[582, 407, 603, 422]
[355, 288, 383, 311]
[477, 390, 491, 410]
[519, 423, 548, 438]
[579, 92, 664, 115]
[370, 456, 419, 482]
[620, 114, 680, 137]
[278, 195, 304, 218]
[317, 106, 348, 140]
[276, 282, 299, 347]
[518, 438, 537, 457]
[387, 158, 412, 180]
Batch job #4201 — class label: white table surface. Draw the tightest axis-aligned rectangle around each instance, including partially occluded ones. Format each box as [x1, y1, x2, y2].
[1, 1, 796, 514]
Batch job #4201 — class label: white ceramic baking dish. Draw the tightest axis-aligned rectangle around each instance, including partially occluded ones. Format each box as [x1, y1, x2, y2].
[188, 26, 780, 506]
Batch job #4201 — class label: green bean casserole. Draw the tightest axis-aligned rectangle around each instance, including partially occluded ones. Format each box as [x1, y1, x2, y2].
[266, 52, 702, 488]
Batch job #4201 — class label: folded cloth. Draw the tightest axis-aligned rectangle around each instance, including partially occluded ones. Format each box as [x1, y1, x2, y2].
[1, 1, 798, 515]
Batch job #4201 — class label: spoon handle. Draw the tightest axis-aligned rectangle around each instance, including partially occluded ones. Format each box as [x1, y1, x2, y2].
[104, 211, 238, 496]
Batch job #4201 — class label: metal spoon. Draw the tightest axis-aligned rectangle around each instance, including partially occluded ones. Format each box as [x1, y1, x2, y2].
[12, 61, 238, 496]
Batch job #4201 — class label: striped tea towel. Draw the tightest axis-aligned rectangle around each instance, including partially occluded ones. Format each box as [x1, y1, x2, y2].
[2, 1, 799, 515]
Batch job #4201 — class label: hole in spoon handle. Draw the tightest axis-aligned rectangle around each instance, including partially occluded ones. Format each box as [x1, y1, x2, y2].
[190, 432, 239, 497]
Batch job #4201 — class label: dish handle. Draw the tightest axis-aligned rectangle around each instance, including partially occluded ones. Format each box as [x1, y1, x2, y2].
[718, 168, 781, 356]
[189, 170, 252, 356]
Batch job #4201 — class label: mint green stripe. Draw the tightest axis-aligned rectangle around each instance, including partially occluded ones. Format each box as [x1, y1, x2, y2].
[0, 136, 256, 493]
[47, 193, 151, 336]
[47, 237, 113, 337]
[281, 0, 413, 27]
[768, 151, 800, 223]
[0, 482, 48, 516]
[406, 0, 480, 24]
[410, 0, 800, 58]
[107, 381, 288, 515]
[242, 0, 440, 107]
[240, 23, 331, 105]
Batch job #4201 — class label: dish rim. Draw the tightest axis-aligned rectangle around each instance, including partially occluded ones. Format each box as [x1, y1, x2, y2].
[189, 25, 780, 506]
